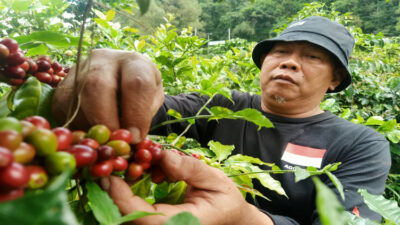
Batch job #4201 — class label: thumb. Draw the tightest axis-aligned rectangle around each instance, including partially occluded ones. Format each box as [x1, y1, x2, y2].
[101, 176, 155, 215]
[159, 151, 233, 192]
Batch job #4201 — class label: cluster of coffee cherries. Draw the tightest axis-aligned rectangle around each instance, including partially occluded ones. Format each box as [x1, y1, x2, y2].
[0, 115, 169, 203]
[0, 38, 69, 87]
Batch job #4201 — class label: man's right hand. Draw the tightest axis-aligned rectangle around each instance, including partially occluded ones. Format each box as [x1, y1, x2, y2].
[52, 49, 164, 144]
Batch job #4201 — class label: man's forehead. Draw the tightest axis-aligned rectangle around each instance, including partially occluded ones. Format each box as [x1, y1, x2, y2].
[272, 41, 328, 52]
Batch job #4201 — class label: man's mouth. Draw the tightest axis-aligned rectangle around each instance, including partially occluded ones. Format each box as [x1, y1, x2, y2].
[273, 74, 296, 84]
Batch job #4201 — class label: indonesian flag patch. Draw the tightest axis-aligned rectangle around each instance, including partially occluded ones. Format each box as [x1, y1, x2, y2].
[281, 143, 327, 169]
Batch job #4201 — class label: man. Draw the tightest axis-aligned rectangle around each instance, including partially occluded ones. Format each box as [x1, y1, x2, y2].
[52, 16, 391, 224]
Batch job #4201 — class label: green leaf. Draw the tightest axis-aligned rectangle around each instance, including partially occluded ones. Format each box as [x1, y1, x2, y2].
[208, 140, 234, 162]
[227, 154, 275, 167]
[233, 108, 274, 130]
[86, 181, 121, 225]
[313, 177, 349, 225]
[37, 83, 56, 126]
[364, 116, 384, 126]
[167, 133, 186, 148]
[25, 44, 48, 56]
[167, 109, 182, 119]
[217, 87, 233, 103]
[134, 39, 146, 51]
[9, 76, 42, 119]
[0, 172, 80, 225]
[116, 211, 161, 224]
[105, 9, 116, 21]
[0, 90, 11, 117]
[387, 130, 400, 144]
[390, 144, 400, 156]
[248, 165, 287, 197]
[345, 212, 380, 225]
[155, 181, 187, 204]
[136, 0, 151, 15]
[339, 108, 351, 119]
[294, 166, 311, 182]
[12, 0, 31, 11]
[326, 171, 345, 200]
[377, 120, 397, 132]
[154, 181, 170, 201]
[236, 184, 270, 201]
[131, 174, 152, 199]
[15, 32, 83, 47]
[163, 212, 201, 225]
[359, 189, 400, 224]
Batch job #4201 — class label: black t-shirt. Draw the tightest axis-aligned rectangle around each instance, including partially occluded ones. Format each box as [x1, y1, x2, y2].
[151, 90, 391, 225]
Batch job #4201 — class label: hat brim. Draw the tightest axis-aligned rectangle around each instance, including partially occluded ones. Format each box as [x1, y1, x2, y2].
[252, 31, 351, 93]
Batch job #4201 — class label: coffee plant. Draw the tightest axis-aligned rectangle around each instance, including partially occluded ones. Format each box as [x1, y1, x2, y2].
[0, 1, 399, 225]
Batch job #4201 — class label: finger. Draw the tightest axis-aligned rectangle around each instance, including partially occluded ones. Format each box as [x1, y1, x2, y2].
[79, 50, 121, 130]
[52, 65, 91, 130]
[160, 151, 234, 192]
[119, 53, 164, 144]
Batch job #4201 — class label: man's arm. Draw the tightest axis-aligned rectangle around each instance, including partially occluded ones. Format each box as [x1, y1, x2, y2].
[313, 133, 391, 224]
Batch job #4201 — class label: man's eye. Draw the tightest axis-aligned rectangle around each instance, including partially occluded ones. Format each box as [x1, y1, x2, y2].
[308, 55, 320, 59]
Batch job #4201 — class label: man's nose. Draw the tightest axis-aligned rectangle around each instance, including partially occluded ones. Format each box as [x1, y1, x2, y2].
[279, 55, 300, 72]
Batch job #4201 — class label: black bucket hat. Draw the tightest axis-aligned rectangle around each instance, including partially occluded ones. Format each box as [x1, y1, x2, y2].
[252, 16, 355, 92]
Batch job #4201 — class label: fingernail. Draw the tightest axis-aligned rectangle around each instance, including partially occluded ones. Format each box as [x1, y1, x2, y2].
[129, 127, 141, 144]
[100, 177, 111, 191]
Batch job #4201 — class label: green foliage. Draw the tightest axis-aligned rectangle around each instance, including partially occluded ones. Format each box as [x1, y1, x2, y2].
[163, 212, 201, 225]
[86, 181, 158, 225]
[0, 172, 79, 225]
[359, 189, 400, 224]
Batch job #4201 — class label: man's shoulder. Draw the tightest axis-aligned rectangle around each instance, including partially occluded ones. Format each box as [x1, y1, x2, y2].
[322, 113, 387, 143]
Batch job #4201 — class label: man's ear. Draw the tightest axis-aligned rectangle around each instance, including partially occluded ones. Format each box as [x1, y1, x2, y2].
[328, 70, 343, 91]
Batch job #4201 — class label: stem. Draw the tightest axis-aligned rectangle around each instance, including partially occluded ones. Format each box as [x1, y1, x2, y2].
[227, 169, 324, 177]
[149, 115, 212, 131]
[64, 0, 93, 128]
[171, 94, 216, 146]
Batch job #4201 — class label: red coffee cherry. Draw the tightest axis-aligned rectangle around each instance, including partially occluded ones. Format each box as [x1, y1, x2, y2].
[0, 39, 19, 53]
[151, 166, 166, 184]
[89, 160, 113, 177]
[9, 78, 26, 86]
[66, 144, 98, 168]
[135, 137, 152, 150]
[6, 52, 25, 66]
[0, 130, 23, 151]
[0, 189, 24, 203]
[26, 165, 48, 189]
[4, 66, 26, 79]
[37, 55, 51, 63]
[148, 145, 162, 163]
[0, 162, 29, 189]
[71, 130, 86, 144]
[0, 147, 14, 169]
[0, 44, 10, 59]
[52, 75, 61, 85]
[37, 60, 51, 72]
[13, 142, 35, 164]
[64, 67, 70, 73]
[35, 72, 52, 83]
[126, 162, 143, 180]
[134, 148, 152, 164]
[52, 127, 73, 150]
[140, 162, 151, 170]
[109, 129, 132, 143]
[20, 120, 36, 138]
[79, 138, 100, 149]
[96, 145, 115, 161]
[26, 58, 38, 74]
[19, 61, 29, 72]
[23, 115, 50, 130]
[57, 70, 66, 77]
[111, 156, 128, 172]
[51, 62, 63, 73]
